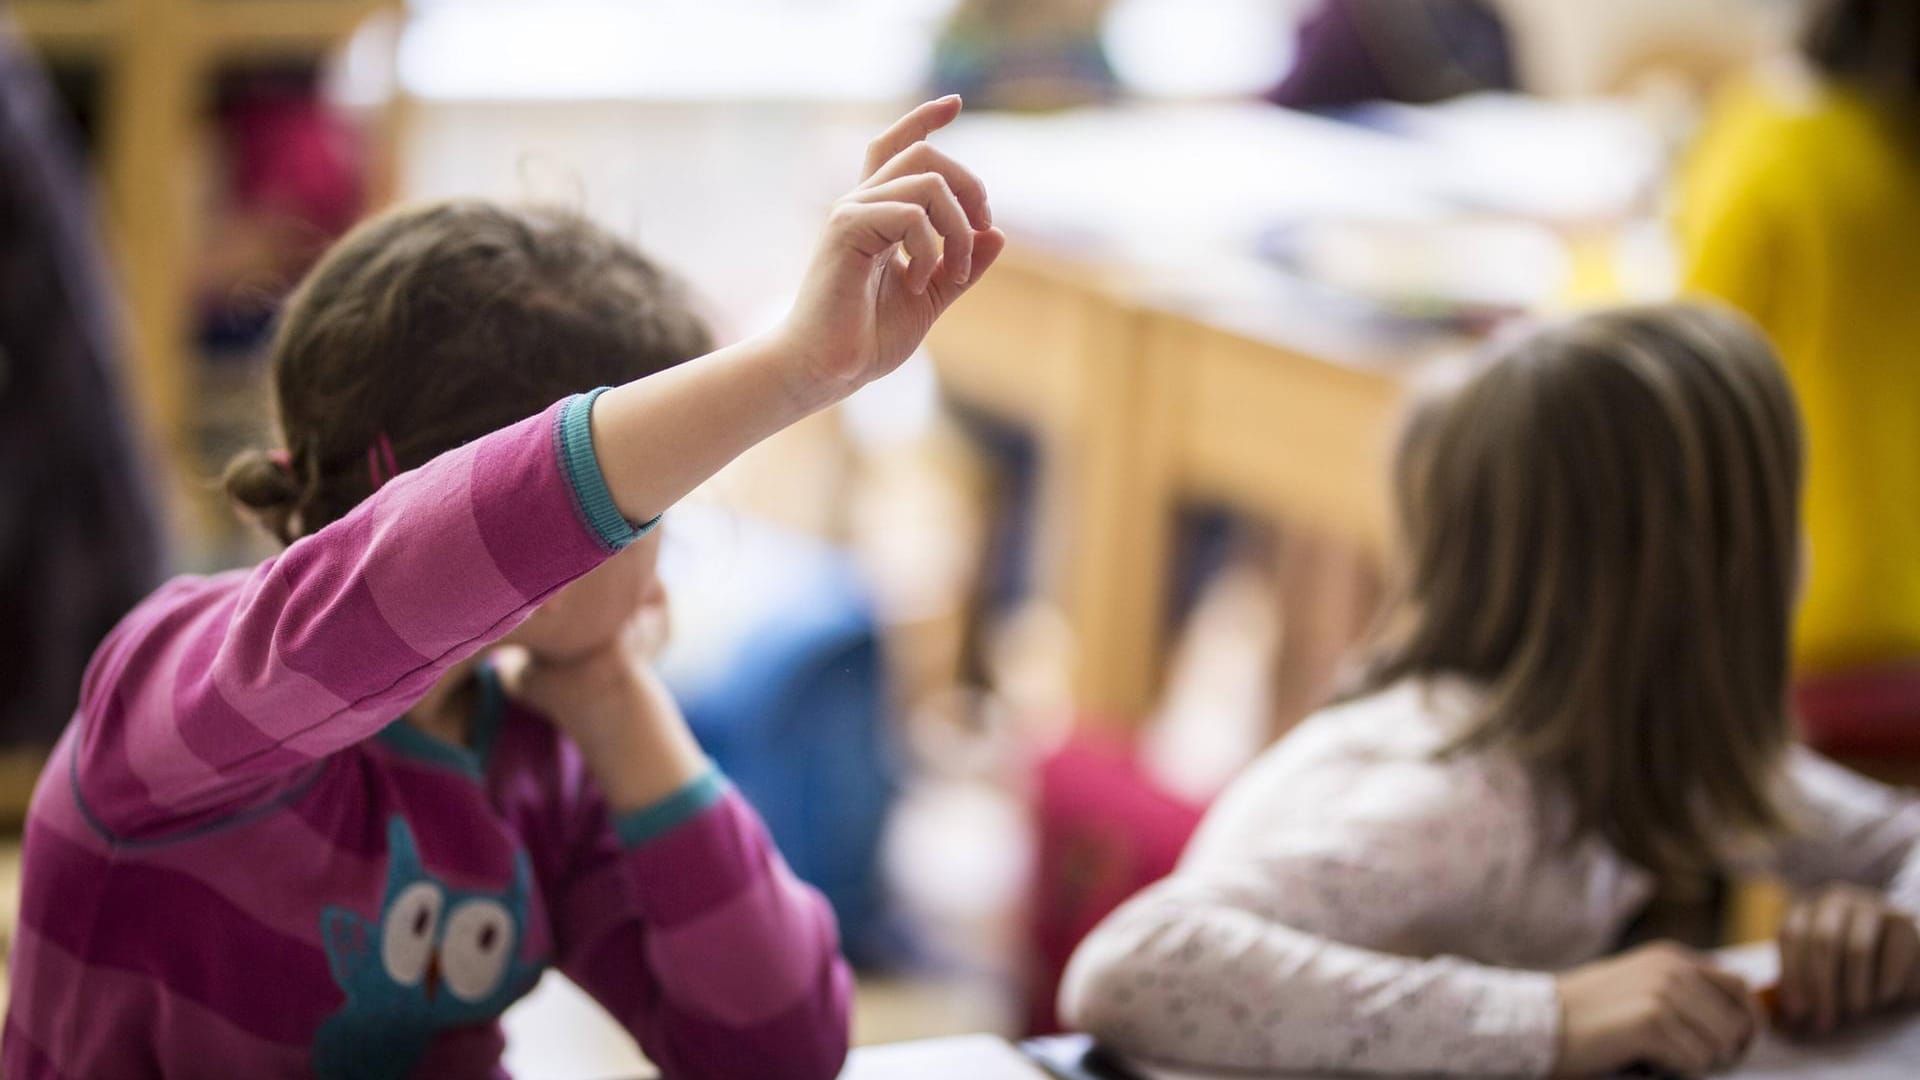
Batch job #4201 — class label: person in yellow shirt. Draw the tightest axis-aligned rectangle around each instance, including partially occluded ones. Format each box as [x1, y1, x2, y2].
[1679, 0, 1920, 753]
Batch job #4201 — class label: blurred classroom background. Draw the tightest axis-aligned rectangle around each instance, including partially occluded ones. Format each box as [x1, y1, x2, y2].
[0, 0, 1899, 1072]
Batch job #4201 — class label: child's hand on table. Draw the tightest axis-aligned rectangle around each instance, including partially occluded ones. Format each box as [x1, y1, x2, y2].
[1772, 883, 1920, 1038]
[777, 94, 1006, 408]
[499, 579, 707, 815]
[1554, 942, 1759, 1078]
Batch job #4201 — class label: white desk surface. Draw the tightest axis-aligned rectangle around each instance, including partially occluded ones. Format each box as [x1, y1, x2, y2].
[838, 947, 1920, 1080]
[841, 1034, 1050, 1079]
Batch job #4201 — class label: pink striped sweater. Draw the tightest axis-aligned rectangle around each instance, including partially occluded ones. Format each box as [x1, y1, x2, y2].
[3, 395, 854, 1079]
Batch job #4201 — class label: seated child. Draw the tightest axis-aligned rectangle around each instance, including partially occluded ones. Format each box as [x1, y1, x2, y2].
[1062, 305, 1920, 1078]
[3, 97, 1003, 1080]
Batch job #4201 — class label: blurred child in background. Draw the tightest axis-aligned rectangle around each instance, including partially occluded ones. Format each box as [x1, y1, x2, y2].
[1267, 0, 1516, 110]
[1063, 306, 1920, 1078]
[5, 98, 1004, 1079]
[1681, 0, 1920, 756]
[0, 21, 163, 749]
[930, 0, 1117, 111]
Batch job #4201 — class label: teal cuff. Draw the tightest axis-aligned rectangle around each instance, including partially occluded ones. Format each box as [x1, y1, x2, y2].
[559, 389, 661, 552]
[613, 766, 728, 848]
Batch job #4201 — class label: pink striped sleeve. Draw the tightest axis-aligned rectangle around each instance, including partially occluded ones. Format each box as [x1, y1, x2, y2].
[74, 397, 623, 839]
[553, 774, 852, 1080]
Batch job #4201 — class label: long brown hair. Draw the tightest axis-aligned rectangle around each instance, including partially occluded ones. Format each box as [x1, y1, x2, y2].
[1353, 304, 1804, 882]
[224, 201, 713, 544]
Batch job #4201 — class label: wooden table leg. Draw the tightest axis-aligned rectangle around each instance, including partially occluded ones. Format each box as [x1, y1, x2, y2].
[102, 0, 202, 540]
[1042, 304, 1179, 727]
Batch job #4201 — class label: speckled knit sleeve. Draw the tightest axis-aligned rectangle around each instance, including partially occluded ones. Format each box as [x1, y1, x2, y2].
[1058, 733, 1563, 1077]
[1763, 747, 1920, 914]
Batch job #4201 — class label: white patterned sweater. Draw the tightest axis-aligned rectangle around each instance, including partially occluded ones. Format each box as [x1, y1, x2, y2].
[1059, 679, 1920, 1077]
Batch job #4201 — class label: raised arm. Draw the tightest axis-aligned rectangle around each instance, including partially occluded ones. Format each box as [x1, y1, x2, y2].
[589, 95, 1001, 526]
[73, 400, 620, 838]
[72, 98, 1003, 840]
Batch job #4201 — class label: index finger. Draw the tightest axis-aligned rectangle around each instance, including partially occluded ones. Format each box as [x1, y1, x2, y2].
[1845, 905, 1885, 1019]
[863, 96, 963, 180]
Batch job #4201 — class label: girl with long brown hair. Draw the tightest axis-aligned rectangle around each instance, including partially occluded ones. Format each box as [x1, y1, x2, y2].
[1062, 304, 1920, 1077]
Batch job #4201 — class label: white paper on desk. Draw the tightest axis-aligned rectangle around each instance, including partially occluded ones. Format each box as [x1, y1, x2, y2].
[841, 1034, 1051, 1080]
[1116, 944, 1920, 1080]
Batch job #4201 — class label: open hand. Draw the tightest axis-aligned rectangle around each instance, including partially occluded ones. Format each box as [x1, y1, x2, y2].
[780, 96, 1007, 402]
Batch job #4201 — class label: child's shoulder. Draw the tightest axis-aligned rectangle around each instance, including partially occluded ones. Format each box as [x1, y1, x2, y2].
[1191, 680, 1542, 875]
[86, 569, 254, 669]
[1285, 676, 1482, 759]
[1222, 677, 1531, 825]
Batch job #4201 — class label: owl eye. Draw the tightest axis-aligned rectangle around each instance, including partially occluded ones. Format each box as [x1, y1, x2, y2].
[440, 899, 516, 1003]
[381, 883, 443, 986]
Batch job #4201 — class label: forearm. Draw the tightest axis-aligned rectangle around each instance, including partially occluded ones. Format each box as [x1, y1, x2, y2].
[590, 331, 825, 528]
[565, 789, 853, 1080]
[567, 666, 709, 816]
[1061, 890, 1560, 1078]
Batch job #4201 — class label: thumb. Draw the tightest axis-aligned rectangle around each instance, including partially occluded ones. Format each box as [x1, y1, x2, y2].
[927, 227, 1006, 312]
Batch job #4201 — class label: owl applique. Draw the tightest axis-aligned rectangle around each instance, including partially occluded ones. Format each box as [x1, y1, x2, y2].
[314, 815, 545, 1079]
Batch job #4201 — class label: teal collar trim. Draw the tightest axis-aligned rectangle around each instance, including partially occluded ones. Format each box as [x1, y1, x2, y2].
[377, 665, 504, 780]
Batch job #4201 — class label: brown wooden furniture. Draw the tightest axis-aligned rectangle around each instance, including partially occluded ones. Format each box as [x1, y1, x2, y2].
[7, 0, 390, 817]
[928, 246, 1428, 726]
[15, 0, 392, 538]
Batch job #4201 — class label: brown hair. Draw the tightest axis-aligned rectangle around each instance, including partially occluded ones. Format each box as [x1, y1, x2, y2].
[1352, 304, 1804, 883]
[224, 201, 713, 544]
[1804, 0, 1920, 108]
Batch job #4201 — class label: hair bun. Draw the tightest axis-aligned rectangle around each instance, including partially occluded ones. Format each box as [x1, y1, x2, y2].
[222, 448, 304, 544]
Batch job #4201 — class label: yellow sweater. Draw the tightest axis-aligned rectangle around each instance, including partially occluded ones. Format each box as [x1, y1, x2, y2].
[1680, 77, 1920, 673]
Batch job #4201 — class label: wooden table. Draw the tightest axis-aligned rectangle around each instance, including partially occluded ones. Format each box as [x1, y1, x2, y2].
[928, 245, 1431, 726]
[923, 99, 1672, 728]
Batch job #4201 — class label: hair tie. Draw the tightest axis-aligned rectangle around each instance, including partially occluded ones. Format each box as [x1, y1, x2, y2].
[366, 432, 400, 490]
[267, 449, 294, 475]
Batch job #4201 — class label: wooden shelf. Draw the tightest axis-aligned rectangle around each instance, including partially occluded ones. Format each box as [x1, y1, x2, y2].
[15, 0, 384, 56]
[12, 2, 128, 59]
[201, 0, 389, 55]
[15, 0, 397, 549]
